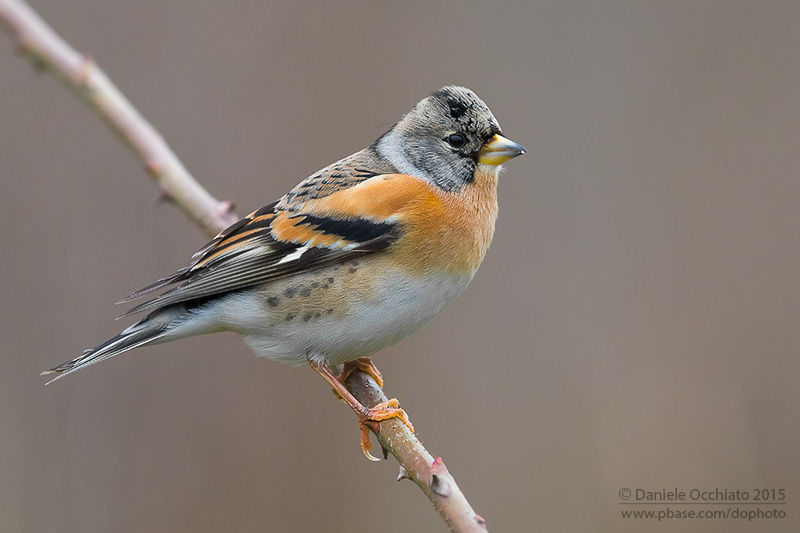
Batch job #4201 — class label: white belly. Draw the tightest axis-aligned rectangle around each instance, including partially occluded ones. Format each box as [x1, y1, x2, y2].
[216, 269, 474, 366]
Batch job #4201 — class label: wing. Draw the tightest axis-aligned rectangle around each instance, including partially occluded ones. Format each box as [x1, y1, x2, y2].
[119, 150, 434, 317]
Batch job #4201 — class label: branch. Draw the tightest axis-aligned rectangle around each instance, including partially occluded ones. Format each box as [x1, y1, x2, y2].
[346, 374, 488, 532]
[0, 1, 487, 531]
[0, 0, 237, 236]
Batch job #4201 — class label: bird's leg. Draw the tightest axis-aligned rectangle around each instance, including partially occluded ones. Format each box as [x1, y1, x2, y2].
[308, 358, 414, 461]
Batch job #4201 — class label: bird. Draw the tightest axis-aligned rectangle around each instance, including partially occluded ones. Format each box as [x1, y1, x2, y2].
[43, 86, 525, 459]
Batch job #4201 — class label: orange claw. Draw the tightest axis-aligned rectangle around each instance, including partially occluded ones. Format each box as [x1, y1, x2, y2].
[338, 356, 384, 388]
[357, 399, 415, 461]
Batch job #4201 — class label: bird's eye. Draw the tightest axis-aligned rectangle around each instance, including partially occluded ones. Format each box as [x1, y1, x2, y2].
[446, 133, 466, 149]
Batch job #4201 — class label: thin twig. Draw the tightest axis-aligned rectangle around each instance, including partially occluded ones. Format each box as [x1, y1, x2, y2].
[0, 0, 237, 236]
[0, 1, 487, 531]
[346, 374, 488, 532]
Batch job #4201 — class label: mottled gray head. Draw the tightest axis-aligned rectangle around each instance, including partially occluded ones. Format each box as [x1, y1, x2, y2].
[376, 86, 523, 191]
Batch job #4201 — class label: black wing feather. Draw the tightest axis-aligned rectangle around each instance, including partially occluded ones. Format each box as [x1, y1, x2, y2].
[119, 207, 401, 318]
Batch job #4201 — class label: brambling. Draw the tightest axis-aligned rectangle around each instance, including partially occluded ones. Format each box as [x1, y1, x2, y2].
[44, 86, 525, 459]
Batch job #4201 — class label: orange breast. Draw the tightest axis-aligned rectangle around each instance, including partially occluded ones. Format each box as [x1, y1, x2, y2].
[294, 169, 499, 276]
[392, 167, 499, 276]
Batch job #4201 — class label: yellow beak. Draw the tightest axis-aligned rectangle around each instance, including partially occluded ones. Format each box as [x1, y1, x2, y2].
[478, 134, 526, 165]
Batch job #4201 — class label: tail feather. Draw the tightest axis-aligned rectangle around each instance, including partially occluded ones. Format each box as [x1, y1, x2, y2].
[43, 313, 174, 385]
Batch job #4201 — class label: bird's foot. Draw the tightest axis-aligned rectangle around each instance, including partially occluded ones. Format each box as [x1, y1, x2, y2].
[357, 398, 414, 461]
[309, 358, 414, 461]
[337, 356, 384, 388]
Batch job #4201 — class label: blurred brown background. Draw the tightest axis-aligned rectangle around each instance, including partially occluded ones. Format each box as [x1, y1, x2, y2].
[2, 1, 799, 532]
